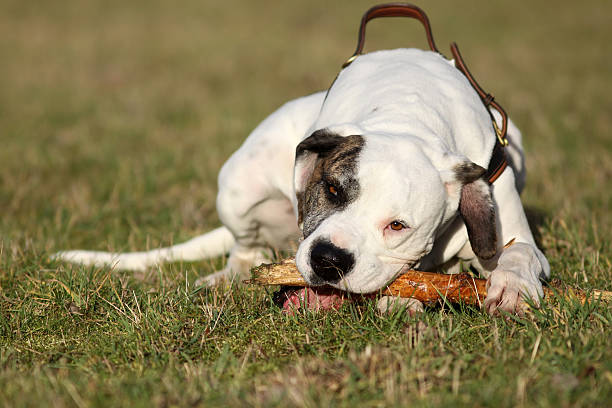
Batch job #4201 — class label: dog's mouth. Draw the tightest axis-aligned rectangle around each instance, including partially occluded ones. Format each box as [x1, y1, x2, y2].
[274, 286, 375, 315]
[275, 266, 410, 313]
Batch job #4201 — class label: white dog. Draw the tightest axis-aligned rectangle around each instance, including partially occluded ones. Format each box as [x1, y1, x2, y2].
[55, 48, 550, 314]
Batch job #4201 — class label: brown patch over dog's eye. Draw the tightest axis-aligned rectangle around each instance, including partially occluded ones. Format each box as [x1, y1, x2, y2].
[297, 133, 364, 238]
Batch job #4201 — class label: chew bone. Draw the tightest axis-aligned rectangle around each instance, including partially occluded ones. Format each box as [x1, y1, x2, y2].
[248, 258, 612, 306]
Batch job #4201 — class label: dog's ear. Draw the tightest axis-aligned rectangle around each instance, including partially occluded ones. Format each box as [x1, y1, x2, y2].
[452, 162, 498, 260]
[293, 129, 345, 194]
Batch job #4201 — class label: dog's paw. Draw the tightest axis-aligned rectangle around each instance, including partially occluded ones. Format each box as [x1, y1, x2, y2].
[195, 269, 240, 287]
[376, 296, 424, 315]
[484, 268, 543, 315]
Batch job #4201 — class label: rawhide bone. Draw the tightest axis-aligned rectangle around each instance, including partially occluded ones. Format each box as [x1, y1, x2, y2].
[248, 258, 612, 306]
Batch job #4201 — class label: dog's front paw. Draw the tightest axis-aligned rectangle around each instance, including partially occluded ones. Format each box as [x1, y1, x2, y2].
[195, 269, 237, 287]
[484, 268, 543, 315]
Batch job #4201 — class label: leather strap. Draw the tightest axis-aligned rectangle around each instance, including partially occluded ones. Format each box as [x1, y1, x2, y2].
[348, 3, 439, 60]
[342, 3, 509, 184]
[486, 138, 508, 183]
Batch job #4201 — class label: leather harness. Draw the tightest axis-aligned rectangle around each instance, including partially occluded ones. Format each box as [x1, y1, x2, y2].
[338, 3, 509, 184]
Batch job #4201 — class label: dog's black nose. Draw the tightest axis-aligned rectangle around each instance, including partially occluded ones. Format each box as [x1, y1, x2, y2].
[310, 240, 354, 282]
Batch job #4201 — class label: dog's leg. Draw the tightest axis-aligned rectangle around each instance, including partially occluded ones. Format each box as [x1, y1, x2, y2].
[481, 168, 550, 315]
[195, 244, 273, 286]
[53, 226, 235, 270]
[190, 92, 325, 286]
[196, 185, 300, 287]
[496, 117, 526, 193]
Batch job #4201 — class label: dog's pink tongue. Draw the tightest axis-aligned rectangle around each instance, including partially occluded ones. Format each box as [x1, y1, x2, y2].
[281, 287, 348, 315]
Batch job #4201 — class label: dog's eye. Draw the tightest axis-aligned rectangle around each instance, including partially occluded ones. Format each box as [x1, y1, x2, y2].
[389, 221, 406, 231]
[327, 183, 338, 196]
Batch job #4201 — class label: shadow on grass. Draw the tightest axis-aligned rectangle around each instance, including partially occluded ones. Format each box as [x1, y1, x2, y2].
[524, 205, 549, 249]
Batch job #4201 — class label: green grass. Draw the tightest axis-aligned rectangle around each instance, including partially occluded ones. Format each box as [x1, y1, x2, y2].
[1, 0, 611, 406]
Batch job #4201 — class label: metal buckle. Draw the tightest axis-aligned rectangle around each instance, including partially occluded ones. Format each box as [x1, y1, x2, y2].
[342, 55, 358, 68]
[493, 120, 508, 146]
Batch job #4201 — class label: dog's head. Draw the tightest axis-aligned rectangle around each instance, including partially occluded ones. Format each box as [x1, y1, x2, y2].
[293, 128, 497, 293]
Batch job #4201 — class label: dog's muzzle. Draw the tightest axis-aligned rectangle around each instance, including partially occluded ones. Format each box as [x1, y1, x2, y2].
[310, 239, 355, 283]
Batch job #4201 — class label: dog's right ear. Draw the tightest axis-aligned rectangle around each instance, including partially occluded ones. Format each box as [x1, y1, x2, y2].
[293, 129, 345, 194]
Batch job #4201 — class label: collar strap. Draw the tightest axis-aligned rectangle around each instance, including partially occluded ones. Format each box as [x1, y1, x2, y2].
[342, 3, 509, 184]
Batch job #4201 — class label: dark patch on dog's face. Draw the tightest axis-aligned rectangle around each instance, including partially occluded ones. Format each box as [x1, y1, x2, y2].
[296, 133, 365, 238]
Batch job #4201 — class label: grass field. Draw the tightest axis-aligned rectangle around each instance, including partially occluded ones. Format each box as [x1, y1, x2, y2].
[1, 0, 611, 406]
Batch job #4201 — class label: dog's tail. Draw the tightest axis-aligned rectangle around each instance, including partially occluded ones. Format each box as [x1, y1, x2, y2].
[52, 226, 235, 271]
